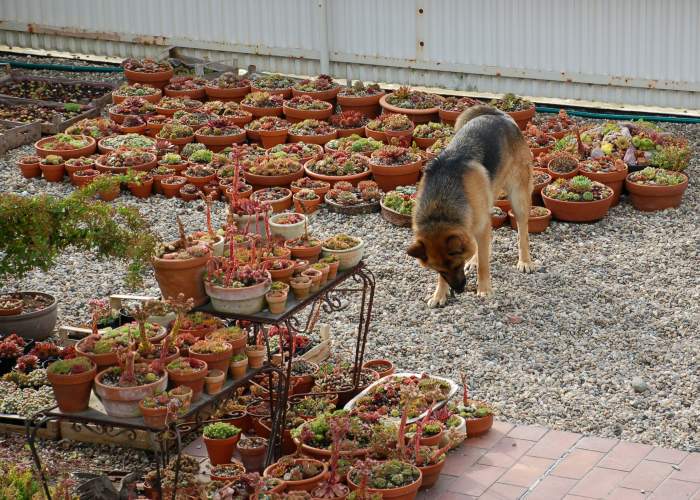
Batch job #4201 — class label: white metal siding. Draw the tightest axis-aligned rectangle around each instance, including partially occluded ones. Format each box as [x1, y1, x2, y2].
[1, 0, 698, 110]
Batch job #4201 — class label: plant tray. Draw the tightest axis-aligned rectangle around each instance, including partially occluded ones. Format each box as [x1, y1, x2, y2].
[0, 96, 100, 134]
[343, 372, 459, 424]
[0, 119, 41, 155]
[380, 199, 412, 227]
[324, 195, 380, 215]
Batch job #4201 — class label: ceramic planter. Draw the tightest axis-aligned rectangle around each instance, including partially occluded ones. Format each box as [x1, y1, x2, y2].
[246, 346, 266, 369]
[380, 94, 439, 124]
[230, 357, 248, 379]
[542, 192, 613, 222]
[39, 162, 66, 182]
[263, 458, 328, 492]
[152, 250, 210, 307]
[283, 102, 333, 122]
[34, 135, 97, 159]
[160, 176, 187, 198]
[508, 208, 552, 233]
[321, 239, 364, 270]
[93, 369, 168, 418]
[347, 464, 422, 500]
[237, 437, 268, 473]
[625, 175, 688, 211]
[166, 358, 208, 402]
[370, 159, 422, 192]
[190, 342, 233, 373]
[205, 279, 271, 315]
[337, 92, 385, 118]
[362, 359, 395, 379]
[203, 435, 240, 466]
[290, 276, 312, 300]
[47, 360, 96, 413]
[18, 159, 41, 178]
[507, 106, 536, 130]
[139, 401, 169, 428]
[127, 178, 153, 198]
[204, 369, 226, 395]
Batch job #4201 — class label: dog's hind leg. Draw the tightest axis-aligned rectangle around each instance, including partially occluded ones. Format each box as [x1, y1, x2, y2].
[508, 177, 536, 273]
[426, 274, 450, 308]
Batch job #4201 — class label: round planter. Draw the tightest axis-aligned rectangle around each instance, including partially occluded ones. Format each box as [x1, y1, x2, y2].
[269, 213, 307, 240]
[203, 435, 241, 466]
[74, 338, 116, 371]
[240, 103, 283, 118]
[204, 369, 226, 394]
[495, 198, 512, 212]
[547, 158, 579, 181]
[98, 185, 120, 202]
[257, 129, 288, 148]
[491, 210, 508, 229]
[249, 84, 292, 98]
[531, 169, 552, 205]
[179, 187, 200, 201]
[127, 178, 153, 198]
[508, 208, 552, 233]
[47, 360, 96, 413]
[380, 94, 439, 124]
[0, 292, 57, 340]
[286, 242, 323, 263]
[93, 369, 168, 418]
[72, 169, 100, 188]
[246, 346, 266, 369]
[321, 239, 364, 270]
[291, 86, 340, 102]
[139, 401, 168, 428]
[152, 250, 211, 307]
[288, 130, 337, 146]
[18, 159, 41, 178]
[238, 438, 268, 473]
[542, 191, 613, 222]
[205, 279, 271, 315]
[195, 131, 246, 152]
[283, 103, 334, 122]
[39, 162, 66, 182]
[230, 359, 248, 379]
[364, 126, 387, 143]
[385, 127, 415, 145]
[293, 194, 322, 214]
[183, 171, 216, 188]
[418, 459, 445, 489]
[160, 135, 194, 151]
[530, 143, 554, 158]
[160, 176, 187, 198]
[120, 124, 147, 135]
[166, 358, 208, 402]
[438, 107, 461, 125]
[112, 88, 162, 104]
[336, 126, 366, 138]
[243, 169, 304, 189]
[337, 92, 385, 118]
[369, 159, 422, 192]
[347, 464, 422, 500]
[205, 84, 250, 101]
[123, 68, 174, 88]
[304, 162, 372, 187]
[264, 458, 328, 492]
[412, 136, 438, 150]
[381, 199, 413, 227]
[251, 189, 293, 213]
[264, 260, 296, 284]
[362, 359, 395, 379]
[164, 85, 206, 100]
[35, 135, 96, 160]
[189, 342, 233, 373]
[625, 175, 689, 211]
[507, 106, 536, 130]
[581, 166, 629, 206]
[466, 414, 494, 437]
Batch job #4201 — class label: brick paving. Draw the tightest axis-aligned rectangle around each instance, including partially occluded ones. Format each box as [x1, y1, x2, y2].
[418, 421, 700, 500]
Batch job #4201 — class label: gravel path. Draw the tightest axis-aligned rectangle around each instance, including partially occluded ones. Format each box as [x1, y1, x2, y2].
[0, 61, 697, 455]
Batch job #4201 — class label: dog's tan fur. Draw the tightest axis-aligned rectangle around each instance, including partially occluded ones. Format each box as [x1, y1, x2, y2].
[408, 106, 535, 306]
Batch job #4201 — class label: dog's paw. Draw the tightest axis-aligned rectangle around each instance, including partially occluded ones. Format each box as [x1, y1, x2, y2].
[464, 257, 478, 273]
[517, 260, 536, 273]
[476, 288, 493, 298]
[427, 292, 449, 308]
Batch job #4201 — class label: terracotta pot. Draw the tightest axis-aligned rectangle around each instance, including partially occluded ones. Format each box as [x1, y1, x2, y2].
[302, 268, 323, 293]
[283, 102, 333, 122]
[291, 86, 340, 102]
[466, 414, 494, 437]
[39, 162, 66, 182]
[98, 185, 120, 202]
[438, 107, 461, 125]
[324, 259, 340, 280]
[164, 85, 206, 100]
[123, 68, 174, 89]
[127, 177, 153, 198]
[95, 154, 157, 174]
[286, 241, 322, 263]
[244, 169, 304, 189]
[245, 346, 266, 369]
[152, 249, 211, 307]
[166, 358, 208, 401]
[412, 136, 438, 150]
[582, 166, 629, 206]
[364, 126, 387, 143]
[151, 172, 174, 194]
[264, 458, 328, 492]
[204, 368, 226, 395]
[168, 386, 193, 412]
[288, 130, 337, 145]
[161, 135, 194, 151]
[112, 88, 162, 104]
[380, 94, 439, 124]
[47, 360, 96, 413]
[385, 127, 414, 145]
[507, 106, 536, 130]
[35, 135, 97, 159]
[190, 342, 233, 373]
[303, 162, 372, 187]
[266, 291, 288, 314]
[290, 276, 312, 300]
[625, 175, 689, 211]
[250, 84, 292, 98]
[251, 189, 293, 212]
[362, 359, 395, 379]
[221, 410, 250, 432]
[93, 368, 168, 418]
[230, 358, 248, 379]
[530, 143, 553, 158]
[337, 92, 385, 118]
[195, 131, 246, 152]
[542, 191, 613, 222]
[75, 339, 118, 371]
[258, 129, 288, 148]
[491, 211, 507, 229]
[495, 198, 512, 212]
[160, 176, 187, 198]
[347, 463, 422, 499]
[369, 158, 423, 192]
[531, 169, 552, 206]
[203, 434, 240, 466]
[120, 124, 147, 135]
[238, 437, 268, 473]
[241, 103, 283, 118]
[293, 194, 322, 214]
[139, 401, 168, 428]
[65, 163, 89, 183]
[508, 209, 552, 233]
[299, 442, 367, 461]
[18, 159, 42, 178]
[547, 160, 579, 180]
[210, 461, 246, 483]
[418, 459, 445, 489]
[184, 171, 216, 188]
[145, 121, 165, 137]
[264, 260, 296, 283]
[336, 126, 366, 138]
[205, 84, 250, 101]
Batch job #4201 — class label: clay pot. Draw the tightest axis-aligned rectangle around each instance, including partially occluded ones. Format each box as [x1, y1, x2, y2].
[337, 92, 385, 118]
[123, 68, 174, 89]
[245, 346, 266, 369]
[237, 437, 268, 473]
[112, 88, 162, 104]
[362, 359, 395, 379]
[152, 248, 211, 307]
[384, 126, 414, 145]
[547, 158, 579, 180]
[204, 369, 226, 395]
[151, 170, 175, 194]
[347, 463, 422, 499]
[302, 268, 323, 293]
[250, 84, 292, 98]
[412, 136, 438, 150]
[298, 441, 367, 462]
[203, 435, 240, 466]
[293, 193, 322, 214]
[288, 130, 338, 146]
[380, 94, 439, 124]
[205, 84, 250, 102]
[241, 103, 283, 118]
[336, 126, 366, 138]
[292, 86, 340, 102]
[286, 241, 322, 263]
[164, 85, 206, 100]
[139, 401, 168, 428]
[160, 176, 187, 198]
[244, 170, 304, 190]
[530, 142, 553, 158]
[34, 135, 97, 159]
[283, 102, 334, 122]
[324, 259, 340, 280]
[304, 162, 372, 187]
[531, 169, 552, 206]
[418, 459, 446, 489]
[18, 158, 41, 178]
[290, 276, 312, 300]
[98, 184, 120, 202]
[494, 198, 511, 212]
[39, 161, 66, 182]
[166, 358, 208, 402]
[127, 177, 153, 198]
[491, 210, 507, 229]
[189, 342, 233, 373]
[466, 412, 494, 437]
[184, 171, 216, 188]
[508, 208, 552, 233]
[438, 107, 461, 125]
[251, 189, 293, 212]
[258, 129, 288, 148]
[161, 135, 194, 151]
[93, 368, 168, 418]
[230, 357, 248, 379]
[74, 339, 117, 371]
[120, 124, 147, 135]
[263, 458, 328, 492]
[195, 130, 247, 152]
[581, 166, 629, 206]
[168, 386, 193, 412]
[265, 291, 288, 314]
[369, 157, 423, 192]
[364, 126, 387, 143]
[625, 174, 689, 211]
[47, 359, 96, 413]
[542, 191, 613, 222]
[507, 106, 536, 130]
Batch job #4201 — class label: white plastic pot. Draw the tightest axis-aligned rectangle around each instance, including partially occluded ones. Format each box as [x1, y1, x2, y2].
[321, 238, 365, 270]
[269, 213, 307, 241]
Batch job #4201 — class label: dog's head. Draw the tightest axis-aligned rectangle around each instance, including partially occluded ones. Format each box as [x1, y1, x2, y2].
[407, 231, 475, 293]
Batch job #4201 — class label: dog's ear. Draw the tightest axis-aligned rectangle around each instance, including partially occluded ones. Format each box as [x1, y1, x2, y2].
[445, 235, 465, 256]
[407, 240, 426, 260]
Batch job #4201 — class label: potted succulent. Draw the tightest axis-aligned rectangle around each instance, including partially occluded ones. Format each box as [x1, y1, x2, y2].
[245, 335, 267, 369]
[152, 234, 211, 307]
[122, 58, 173, 88]
[546, 151, 580, 180]
[209, 461, 246, 482]
[65, 117, 122, 139]
[347, 459, 422, 499]
[97, 133, 155, 153]
[93, 174, 122, 202]
[108, 97, 156, 123]
[189, 339, 234, 373]
[321, 234, 364, 270]
[203, 101, 253, 126]
[155, 96, 203, 116]
[286, 228, 323, 262]
[326, 135, 384, 157]
[490, 93, 535, 130]
[412, 122, 454, 149]
[291, 178, 331, 201]
[250, 73, 296, 97]
[145, 114, 171, 136]
[160, 175, 187, 198]
[625, 167, 688, 211]
[425, 136, 451, 159]
[263, 456, 328, 492]
[380, 86, 444, 123]
[262, 258, 296, 283]
[168, 385, 193, 412]
[337, 81, 385, 117]
[241, 91, 285, 117]
[245, 116, 290, 147]
[230, 352, 248, 379]
[369, 145, 422, 192]
[96, 148, 157, 174]
[365, 114, 391, 143]
[329, 110, 370, 138]
[202, 421, 242, 465]
[205, 72, 251, 101]
[46, 356, 96, 413]
[381, 185, 417, 227]
[205, 368, 226, 395]
[305, 151, 371, 185]
[125, 171, 153, 198]
[381, 114, 415, 144]
[174, 110, 215, 131]
[325, 180, 381, 214]
[64, 157, 96, 183]
[452, 375, 495, 437]
[166, 357, 208, 401]
[319, 255, 340, 280]
[269, 141, 324, 163]
[251, 187, 294, 212]
[269, 212, 307, 240]
[120, 114, 147, 134]
[72, 168, 100, 189]
[542, 175, 614, 222]
[508, 206, 552, 233]
[579, 157, 628, 205]
[164, 76, 207, 99]
[38, 154, 66, 182]
[156, 123, 195, 149]
[139, 392, 181, 428]
[293, 188, 322, 214]
[533, 109, 577, 139]
[184, 163, 217, 187]
[204, 258, 272, 314]
[362, 359, 395, 379]
[288, 119, 338, 145]
[266, 288, 288, 314]
[238, 436, 268, 473]
[112, 82, 162, 104]
[302, 267, 323, 293]
[245, 156, 304, 188]
[525, 123, 556, 158]
[491, 206, 507, 228]
[17, 154, 42, 179]
[151, 164, 177, 193]
[283, 95, 334, 122]
[290, 275, 312, 300]
[531, 169, 552, 205]
[438, 96, 482, 124]
[195, 118, 246, 151]
[292, 74, 340, 101]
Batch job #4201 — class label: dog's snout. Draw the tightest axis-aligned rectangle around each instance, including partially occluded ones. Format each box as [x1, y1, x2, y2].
[451, 276, 467, 294]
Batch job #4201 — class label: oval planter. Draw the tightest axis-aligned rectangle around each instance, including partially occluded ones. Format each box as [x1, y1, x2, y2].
[507, 106, 536, 130]
[321, 239, 364, 270]
[139, 401, 168, 428]
[625, 174, 689, 212]
[47, 360, 96, 413]
[205, 279, 271, 315]
[582, 166, 629, 206]
[243, 169, 304, 189]
[251, 189, 293, 212]
[364, 126, 387, 143]
[508, 209, 552, 233]
[35, 135, 97, 160]
[93, 369, 168, 418]
[240, 103, 283, 118]
[194, 131, 246, 152]
[166, 358, 208, 402]
[369, 159, 422, 192]
[380, 94, 439, 124]
[542, 191, 613, 222]
[203, 435, 240, 466]
[293, 195, 322, 214]
[304, 163, 371, 187]
[112, 88, 162, 104]
[269, 214, 307, 240]
[258, 129, 288, 148]
[288, 130, 338, 146]
[347, 464, 422, 500]
[39, 162, 66, 182]
[190, 342, 233, 373]
[152, 251, 211, 307]
[283, 103, 334, 123]
[362, 359, 395, 379]
[264, 458, 328, 492]
[18, 159, 42, 178]
[337, 92, 385, 118]
[123, 68, 174, 89]
[418, 459, 446, 489]
[204, 84, 250, 102]
[160, 177, 187, 198]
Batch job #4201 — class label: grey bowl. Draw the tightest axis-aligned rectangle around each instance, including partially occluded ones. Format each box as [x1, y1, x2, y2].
[0, 291, 58, 341]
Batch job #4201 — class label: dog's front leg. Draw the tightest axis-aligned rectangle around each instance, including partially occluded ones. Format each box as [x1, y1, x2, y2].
[426, 274, 449, 308]
[475, 228, 493, 297]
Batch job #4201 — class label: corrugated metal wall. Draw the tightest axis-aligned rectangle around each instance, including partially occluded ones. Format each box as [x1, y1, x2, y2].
[1, 0, 698, 110]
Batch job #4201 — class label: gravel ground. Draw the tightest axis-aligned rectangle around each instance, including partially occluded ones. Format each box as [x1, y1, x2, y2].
[0, 60, 698, 471]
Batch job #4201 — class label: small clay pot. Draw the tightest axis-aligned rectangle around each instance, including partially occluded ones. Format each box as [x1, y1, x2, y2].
[204, 369, 226, 395]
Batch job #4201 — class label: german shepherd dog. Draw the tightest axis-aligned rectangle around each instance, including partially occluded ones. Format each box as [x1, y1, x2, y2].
[407, 106, 535, 307]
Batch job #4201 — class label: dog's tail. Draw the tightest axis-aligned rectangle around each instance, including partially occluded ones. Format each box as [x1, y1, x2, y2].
[454, 105, 508, 131]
